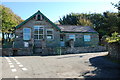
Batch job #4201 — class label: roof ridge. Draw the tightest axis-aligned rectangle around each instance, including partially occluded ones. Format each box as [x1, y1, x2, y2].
[16, 10, 61, 31]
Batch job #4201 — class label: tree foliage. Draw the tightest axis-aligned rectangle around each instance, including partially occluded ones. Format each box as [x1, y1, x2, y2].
[59, 13, 92, 26]
[1, 5, 23, 33]
[106, 32, 120, 43]
[0, 5, 23, 43]
[58, 12, 120, 38]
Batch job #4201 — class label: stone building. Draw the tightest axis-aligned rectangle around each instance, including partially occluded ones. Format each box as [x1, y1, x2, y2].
[13, 10, 100, 56]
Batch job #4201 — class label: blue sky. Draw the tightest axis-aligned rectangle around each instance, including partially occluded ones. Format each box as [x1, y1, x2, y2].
[2, 1, 119, 22]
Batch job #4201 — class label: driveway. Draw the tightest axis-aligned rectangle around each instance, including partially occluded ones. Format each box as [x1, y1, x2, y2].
[2, 52, 120, 79]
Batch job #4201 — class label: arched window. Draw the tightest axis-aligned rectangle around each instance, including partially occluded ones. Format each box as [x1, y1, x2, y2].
[36, 15, 42, 21]
[37, 15, 41, 20]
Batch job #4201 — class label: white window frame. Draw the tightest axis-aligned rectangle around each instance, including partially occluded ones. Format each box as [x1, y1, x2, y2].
[46, 29, 54, 40]
[84, 35, 91, 41]
[23, 28, 31, 40]
[69, 34, 75, 41]
[34, 25, 44, 40]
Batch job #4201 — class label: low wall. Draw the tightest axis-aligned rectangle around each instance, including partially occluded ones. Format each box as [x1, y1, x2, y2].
[62, 46, 107, 54]
[108, 42, 120, 60]
[2, 48, 13, 56]
[2, 46, 107, 56]
[13, 48, 33, 56]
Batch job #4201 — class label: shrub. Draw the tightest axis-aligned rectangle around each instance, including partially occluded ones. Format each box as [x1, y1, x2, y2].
[106, 32, 120, 43]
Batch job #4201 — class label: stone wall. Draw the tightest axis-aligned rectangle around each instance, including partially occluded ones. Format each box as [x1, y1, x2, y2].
[62, 46, 107, 54]
[2, 48, 13, 56]
[2, 46, 106, 56]
[108, 42, 120, 60]
[39, 46, 107, 55]
[64, 33, 99, 47]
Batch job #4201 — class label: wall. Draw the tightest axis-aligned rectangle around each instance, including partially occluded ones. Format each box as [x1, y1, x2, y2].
[108, 42, 120, 60]
[14, 16, 60, 49]
[62, 46, 106, 54]
[64, 33, 99, 47]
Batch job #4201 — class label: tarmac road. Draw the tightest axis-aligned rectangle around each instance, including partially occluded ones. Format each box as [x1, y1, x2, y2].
[1, 52, 120, 79]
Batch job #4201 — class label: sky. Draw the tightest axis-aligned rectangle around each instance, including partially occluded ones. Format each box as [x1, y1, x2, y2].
[1, 0, 119, 22]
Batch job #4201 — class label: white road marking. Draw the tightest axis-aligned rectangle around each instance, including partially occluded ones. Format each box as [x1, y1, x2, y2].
[15, 61, 19, 63]
[10, 65, 14, 68]
[22, 68, 27, 71]
[11, 57, 17, 61]
[11, 69, 17, 72]
[8, 60, 11, 62]
[19, 64, 23, 67]
[15, 76, 18, 78]
[5, 57, 9, 60]
[13, 59, 17, 61]
[9, 63, 13, 65]
[10, 57, 28, 71]
[16, 62, 20, 64]
[5, 57, 8, 59]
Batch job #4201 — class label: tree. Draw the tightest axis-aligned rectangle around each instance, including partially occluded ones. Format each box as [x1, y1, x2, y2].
[0, 5, 23, 43]
[58, 13, 93, 26]
[58, 12, 119, 39]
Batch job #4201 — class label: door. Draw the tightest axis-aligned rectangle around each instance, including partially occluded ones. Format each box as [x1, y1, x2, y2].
[33, 25, 44, 53]
[60, 34, 65, 47]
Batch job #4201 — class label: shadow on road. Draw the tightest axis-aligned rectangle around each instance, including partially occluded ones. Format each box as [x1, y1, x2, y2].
[83, 55, 120, 79]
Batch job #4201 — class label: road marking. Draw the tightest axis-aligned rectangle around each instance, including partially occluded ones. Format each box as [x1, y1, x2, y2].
[11, 57, 17, 61]
[16, 62, 20, 64]
[22, 68, 27, 71]
[10, 65, 14, 68]
[5, 57, 8, 59]
[15, 61, 19, 63]
[11, 69, 17, 72]
[19, 64, 23, 67]
[7, 60, 11, 63]
[15, 76, 18, 78]
[5, 57, 9, 60]
[9, 63, 13, 65]
[11, 57, 28, 71]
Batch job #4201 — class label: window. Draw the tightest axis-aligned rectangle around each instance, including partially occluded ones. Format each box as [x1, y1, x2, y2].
[60, 41, 65, 47]
[84, 35, 91, 41]
[34, 26, 44, 40]
[23, 28, 31, 40]
[36, 15, 42, 21]
[46, 29, 53, 39]
[69, 35, 75, 41]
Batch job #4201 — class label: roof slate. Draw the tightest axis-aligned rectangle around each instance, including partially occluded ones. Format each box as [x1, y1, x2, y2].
[58, 25, 97, 33]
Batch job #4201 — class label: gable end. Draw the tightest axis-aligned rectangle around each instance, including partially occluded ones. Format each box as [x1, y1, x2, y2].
[16, 11, 61, 31]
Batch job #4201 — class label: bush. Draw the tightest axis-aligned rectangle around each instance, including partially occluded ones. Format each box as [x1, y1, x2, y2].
[106, 32, 120, 43]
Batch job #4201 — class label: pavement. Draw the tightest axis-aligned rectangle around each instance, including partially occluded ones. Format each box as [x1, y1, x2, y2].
[1, 52, 120, 79]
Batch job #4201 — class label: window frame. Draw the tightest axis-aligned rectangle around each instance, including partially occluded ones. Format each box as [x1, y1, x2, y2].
[36, 14, 42, 21]
[84, 35, 91, 41]
[46, 29, 54, 40]
[34, 25, 44, 40]
[23, 28, 31, 40]
[69, 34, 75, 41]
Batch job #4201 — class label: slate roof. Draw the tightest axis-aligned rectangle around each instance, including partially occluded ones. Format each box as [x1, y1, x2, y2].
[16, 10, 97, 33]
[58, 25, 97, 33]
